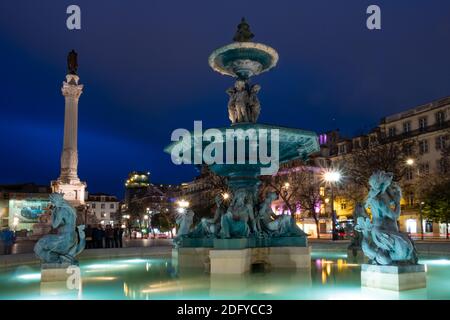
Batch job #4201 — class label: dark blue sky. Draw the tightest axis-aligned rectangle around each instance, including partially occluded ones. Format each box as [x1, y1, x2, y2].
[1, 1, 450, 198]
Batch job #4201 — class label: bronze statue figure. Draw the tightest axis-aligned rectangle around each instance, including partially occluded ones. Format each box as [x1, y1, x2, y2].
[67, 49, 78, 75]
[233, 17, 254, 42]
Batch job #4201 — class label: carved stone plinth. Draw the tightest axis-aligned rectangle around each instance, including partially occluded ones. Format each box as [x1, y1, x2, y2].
[39, 263, 82, 298]
[207, 246, 311, 274]
[361, 264, 426, 291]
[265, 246, 311, 269]
[210, 249, 251, 274]
[172, 248, 211, 270]
[41, 263, 73, 282]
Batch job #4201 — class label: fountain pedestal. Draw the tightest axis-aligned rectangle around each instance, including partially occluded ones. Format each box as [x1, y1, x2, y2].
[41, 263, 73, 282]
[208, 245, 311, 274]
[40, 263, 82, 298]
[361, 264, 426, 291]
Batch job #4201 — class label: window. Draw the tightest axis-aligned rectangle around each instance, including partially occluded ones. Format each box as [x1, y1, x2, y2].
[403, 121, 411, 134]
[338, 144, 347, 154]
[353, 140, 361, 149]
[407, 193, 414, 207]
[405, 168, 413, 181]
[319, 187, 325, 197]
[101, 203, 105, 209]
[418, 162, 430, 175]
[369, 135, 378, 145]
[419, 140, 429, 154]
[101, 212, 106, 218]
[110, 203, 115, 209]
[438, 158, 448, 174]
[418, 117, 428, 132]
[436, 111, 445, 126]
[388, 127, 396, 137]
[435, 136, 447, 150]
[91, 203, 96, 209]
[404, 144, 413, 156]
[340, 202, 347, 210]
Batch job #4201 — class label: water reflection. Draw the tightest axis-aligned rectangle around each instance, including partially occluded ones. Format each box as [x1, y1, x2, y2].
[0, 255, 450, 299]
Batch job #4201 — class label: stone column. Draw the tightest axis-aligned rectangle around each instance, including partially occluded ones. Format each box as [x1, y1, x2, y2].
[51, 74, 86, 206]
[60, 74, 83, 183]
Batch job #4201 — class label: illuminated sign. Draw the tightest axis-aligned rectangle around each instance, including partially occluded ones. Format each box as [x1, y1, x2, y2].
[8, 199, 51, 230]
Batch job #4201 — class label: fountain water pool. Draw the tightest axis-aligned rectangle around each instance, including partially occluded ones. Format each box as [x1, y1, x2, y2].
[1, 252, 450, 300]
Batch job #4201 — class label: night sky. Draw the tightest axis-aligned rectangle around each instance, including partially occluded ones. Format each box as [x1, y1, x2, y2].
[1, 1, 450, 198]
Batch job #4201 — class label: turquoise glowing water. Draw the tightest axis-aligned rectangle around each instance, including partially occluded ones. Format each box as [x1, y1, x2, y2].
[1, 252, 450, 300]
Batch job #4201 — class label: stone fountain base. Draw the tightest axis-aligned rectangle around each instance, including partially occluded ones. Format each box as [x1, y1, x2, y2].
[41, 263, 74, 282]
[361, 264, 426, 291]
[40, 263, 82, 298]
[174, 244, 311, 274]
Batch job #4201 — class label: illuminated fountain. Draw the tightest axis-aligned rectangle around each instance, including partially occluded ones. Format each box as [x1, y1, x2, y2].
[165, 18, 320, 274]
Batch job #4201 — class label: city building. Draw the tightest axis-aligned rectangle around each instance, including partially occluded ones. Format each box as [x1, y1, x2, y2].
[121, 171, 181, 236]
[86, 193, 120, 226]
[322, 96, 450, 236]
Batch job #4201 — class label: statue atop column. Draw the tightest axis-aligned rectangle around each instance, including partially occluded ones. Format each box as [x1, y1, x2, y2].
[67, 49, 78, 75]
[233, 17, 254, 42]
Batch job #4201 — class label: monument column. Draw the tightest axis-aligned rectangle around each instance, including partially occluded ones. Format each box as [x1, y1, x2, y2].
[51, 50, 86, 206]
[60, 74, 82, 182]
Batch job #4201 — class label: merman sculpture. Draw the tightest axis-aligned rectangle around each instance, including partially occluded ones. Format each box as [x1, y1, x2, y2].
[34, 193, 85, 265]
[355, 171, 418, 265]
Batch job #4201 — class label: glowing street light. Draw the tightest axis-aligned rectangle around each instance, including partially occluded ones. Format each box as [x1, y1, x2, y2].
[322, 169, 342, 240]
[177, 199, 189, 208]
[284, 182, 290, 189]
[323, 170, 341, 183]
[222, 193, 230, 200]
[406, 158, 414, 166]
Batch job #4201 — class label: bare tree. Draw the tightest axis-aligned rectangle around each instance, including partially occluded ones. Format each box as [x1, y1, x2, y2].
[296, 169, 324, 238]
[342, 139, 417, 191]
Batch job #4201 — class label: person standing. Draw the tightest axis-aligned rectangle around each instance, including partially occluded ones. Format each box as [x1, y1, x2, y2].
[1, 227, 15, 255]
[85, 225, 93, 249]
[113, 225, 120, 248]
[105, 225, 114, 248]
[95, 224, 105, 249]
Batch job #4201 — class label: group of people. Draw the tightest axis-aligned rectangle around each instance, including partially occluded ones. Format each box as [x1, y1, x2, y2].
[84, 224, 124, 249]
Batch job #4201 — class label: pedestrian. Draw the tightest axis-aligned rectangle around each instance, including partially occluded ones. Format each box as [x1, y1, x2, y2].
[105, 224, 114, 248]
[92, 225, 99, 248]
[1, 227, 15, 255]
[95, 224, 105, 248]
[118, 226, 124, 248]
[113, 225, 120, 248]
[85, 225, 93, 249]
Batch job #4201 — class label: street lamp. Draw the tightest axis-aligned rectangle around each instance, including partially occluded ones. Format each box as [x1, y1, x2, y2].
[222, 193, 230, 200]
[323, 169, 342, 240]
[406, 158, 414, 166]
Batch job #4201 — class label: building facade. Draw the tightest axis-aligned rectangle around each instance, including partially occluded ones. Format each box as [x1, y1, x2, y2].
[86, 193, 120, 226]
[322, 96, 450, 237]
